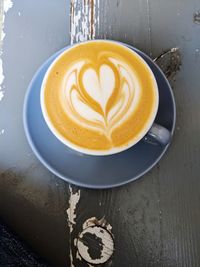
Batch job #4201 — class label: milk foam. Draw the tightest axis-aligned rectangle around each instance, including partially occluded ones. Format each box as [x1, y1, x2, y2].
[60, 55, 141, 137]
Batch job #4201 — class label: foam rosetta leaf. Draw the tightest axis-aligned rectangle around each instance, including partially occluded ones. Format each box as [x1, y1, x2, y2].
[82, 64, 115, 111]
[62, 56, 140, 137]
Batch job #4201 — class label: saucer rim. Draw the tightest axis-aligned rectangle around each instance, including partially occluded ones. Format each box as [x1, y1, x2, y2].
[23, 43, 176, 189]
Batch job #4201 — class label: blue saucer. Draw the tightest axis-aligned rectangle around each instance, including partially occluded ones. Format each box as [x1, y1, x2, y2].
[23, 45, 176, 189]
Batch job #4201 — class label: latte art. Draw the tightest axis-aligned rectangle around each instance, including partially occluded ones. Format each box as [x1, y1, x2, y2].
[62, 55, 140, 138]
[41, 41, 158, 154]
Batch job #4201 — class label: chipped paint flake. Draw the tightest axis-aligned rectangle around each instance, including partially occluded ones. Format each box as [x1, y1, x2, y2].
[0, 0, 13, 101]
[76, 217, 114, 264]
[0, 91, 3, 101]
[0, 129, 5, 135]
[66, 185, 81, 267]
[70, 0, 100, 44]
[82, 216, 113, 231]
[0, 59, 4, 100]
[3, 0, 13, 13]
[66, 186, 80, 228]
[77, 226, 114, 264]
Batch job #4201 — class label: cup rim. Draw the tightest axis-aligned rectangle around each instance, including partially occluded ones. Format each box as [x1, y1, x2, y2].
[40, 39, 159, 156]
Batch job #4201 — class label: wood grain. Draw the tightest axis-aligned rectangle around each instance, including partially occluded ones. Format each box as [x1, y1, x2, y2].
[69, 1, 162, 266]
[150, 1, 200, 266]
[0, 0, 199, 266]
[0, 1, 71, 266]
[69, 0, 200, 267]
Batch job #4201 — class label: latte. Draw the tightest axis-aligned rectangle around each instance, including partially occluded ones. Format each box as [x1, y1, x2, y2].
[41, 41, 158, 155]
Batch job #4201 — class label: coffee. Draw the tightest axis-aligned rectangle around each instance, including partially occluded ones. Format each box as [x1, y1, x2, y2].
[41, 41, 158, 154]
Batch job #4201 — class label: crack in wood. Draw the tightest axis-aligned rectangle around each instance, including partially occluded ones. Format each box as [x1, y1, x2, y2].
[70, 0, 75, 37]
[90, 0, 94, 39]
[154, 48, 181, 80]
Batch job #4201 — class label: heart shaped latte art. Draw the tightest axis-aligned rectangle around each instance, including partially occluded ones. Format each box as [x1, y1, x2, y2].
[61, 56, 141, 138]
[82, 64, 116, 111]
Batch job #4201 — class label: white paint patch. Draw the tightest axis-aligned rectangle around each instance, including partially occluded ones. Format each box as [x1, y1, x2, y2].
[0, 0, 13, 101]
[4, 0, 13, 13]
[66, 185, 81, 267]
[18, 11, 21, 16]
[70, 0, 100, 44]
[83, 217, 97, 229]
[0, 87, 4, 101]
[75, 238, 82, 261]
[106, 222, 113, 232]
[0, 58, 4, 101]
[66, 186, 81, 228]
[76, 217, 114, 265]
[77, 226, 114, 264]
[82, 217, 113, 231]
[0, 129, 5, 135]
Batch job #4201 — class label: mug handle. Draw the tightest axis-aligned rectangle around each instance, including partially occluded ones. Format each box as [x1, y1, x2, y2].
[145, 123, 171, 146]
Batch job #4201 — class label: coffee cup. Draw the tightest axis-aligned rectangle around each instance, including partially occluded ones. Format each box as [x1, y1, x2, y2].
[41, 40, 171, 156]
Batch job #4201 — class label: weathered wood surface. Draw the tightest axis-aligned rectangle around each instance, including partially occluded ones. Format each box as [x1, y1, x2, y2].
[68, 1, 200, 267]
[0, 1, 71, 266]
[0, 0, 200, 267]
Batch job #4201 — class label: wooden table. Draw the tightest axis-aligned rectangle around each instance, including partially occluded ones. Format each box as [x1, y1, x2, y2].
[0, 1, 200, 266]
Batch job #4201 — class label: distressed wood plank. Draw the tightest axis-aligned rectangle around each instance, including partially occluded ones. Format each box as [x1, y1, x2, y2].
[97, 0, 152, 55]
[1, 0, 200, 266]
[69, 1, 162, 266]
[69, 0, 200, 267]
[70, 0, 100, 43]
[0, 1, 71, 266]
[150, 1, 200, 266]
